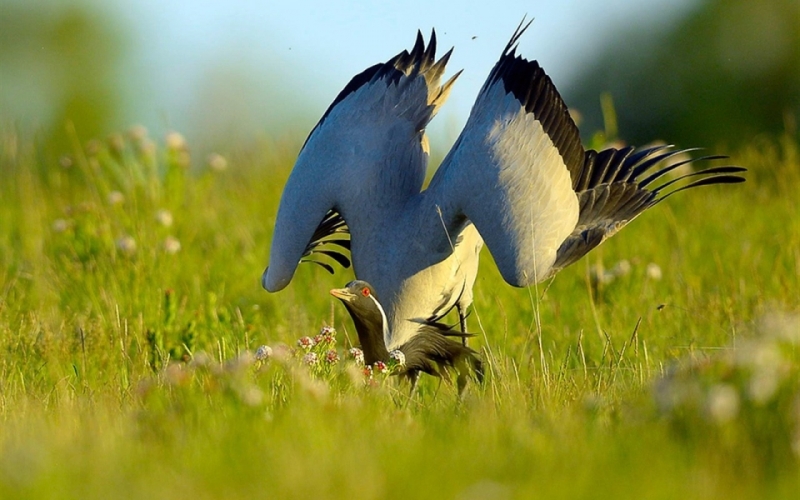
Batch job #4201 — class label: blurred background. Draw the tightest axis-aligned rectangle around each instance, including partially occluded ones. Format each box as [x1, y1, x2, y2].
[1, 0, 798, 159]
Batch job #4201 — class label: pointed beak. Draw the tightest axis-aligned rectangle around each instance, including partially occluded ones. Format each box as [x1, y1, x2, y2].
[330, 288, 354, 301]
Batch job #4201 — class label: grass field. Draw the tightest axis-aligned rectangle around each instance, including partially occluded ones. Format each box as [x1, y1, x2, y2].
[0, 123, 798, 499]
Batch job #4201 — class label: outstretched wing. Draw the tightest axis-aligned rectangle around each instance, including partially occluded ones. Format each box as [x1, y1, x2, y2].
[427, 19, 584, 287]
[551, 146, 745, 273]
[428, 20, 746, 287]
[263, 31, 459, 292]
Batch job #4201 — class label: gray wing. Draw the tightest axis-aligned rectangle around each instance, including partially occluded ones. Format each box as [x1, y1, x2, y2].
[262, 31, 459, 292]
[427, 20, 745, 287]
[426, 20, 585, 287]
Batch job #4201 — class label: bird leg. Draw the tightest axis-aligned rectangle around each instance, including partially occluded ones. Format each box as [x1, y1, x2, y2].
[457, 303, 468, 346]
[407, 370, 421, 397]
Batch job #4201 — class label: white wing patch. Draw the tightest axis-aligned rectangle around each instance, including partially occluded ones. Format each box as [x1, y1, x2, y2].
[429, 82, 579, 287]
[487, 92, 579, 283]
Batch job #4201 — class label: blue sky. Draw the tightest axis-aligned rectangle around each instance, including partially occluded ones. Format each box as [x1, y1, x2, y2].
[8, 0, 698, 150]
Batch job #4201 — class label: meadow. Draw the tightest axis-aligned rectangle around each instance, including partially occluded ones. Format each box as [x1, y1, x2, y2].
[0, 122, 798, 499]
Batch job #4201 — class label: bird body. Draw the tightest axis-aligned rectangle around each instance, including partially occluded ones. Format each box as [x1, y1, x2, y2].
[263, 21, 745, 351]
[330, 280, 483, 393]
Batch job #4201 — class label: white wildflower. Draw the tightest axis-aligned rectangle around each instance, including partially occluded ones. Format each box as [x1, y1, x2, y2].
[207, 153, 228, 172]
[107, 191, 125, 206]
[590, 263, 615, 285]
[348, 347, 364, 366]
[325, 350, 340, 365]
[238, 386, 264, 407]
[612, 259, 631, 277]
[155, 209, 173, 227]
[646, 263, 663, 280]
[190, 351, 213, 368]
[163, 236, 181, 254]
[116, 235, 137, 255]
[297, 336, 315, 350]
[302, 352, 319, 366]
[52, 219, 70, 233]
[707, 384, 740, 423]
[255, 345, 273, 361]
[128, 125, 148, 142]
[165, 131, 187, 150]
[749, 370, 779, 405]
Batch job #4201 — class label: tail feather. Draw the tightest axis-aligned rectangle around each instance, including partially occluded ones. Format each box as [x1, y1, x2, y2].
[399, 325, 483, 394]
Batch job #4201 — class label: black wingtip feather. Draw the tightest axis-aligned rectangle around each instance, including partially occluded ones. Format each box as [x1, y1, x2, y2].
[484, 24, 585, 177]
[425, 28, 437, 65]
[309, 249, 351, 269]
[655, 171, 747, 201]
[305, 29, 454, 148]
[411, 30, 425, 61]
[504, 16, 534, 56]
[301, 259, 335, 275]
[299, 209, 351, 275]
[554, 146, 746, 273]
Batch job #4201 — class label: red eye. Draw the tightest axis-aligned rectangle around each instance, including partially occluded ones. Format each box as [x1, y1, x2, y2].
[361, 288, 370, 297]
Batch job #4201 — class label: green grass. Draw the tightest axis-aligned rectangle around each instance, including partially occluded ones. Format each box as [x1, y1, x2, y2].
[0, 124, 799, 499]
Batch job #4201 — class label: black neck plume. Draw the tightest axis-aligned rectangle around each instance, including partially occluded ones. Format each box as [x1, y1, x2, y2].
[344, 304, 390, 365]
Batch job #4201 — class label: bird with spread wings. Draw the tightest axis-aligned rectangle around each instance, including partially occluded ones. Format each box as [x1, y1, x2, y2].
[262, 20, 745, 352]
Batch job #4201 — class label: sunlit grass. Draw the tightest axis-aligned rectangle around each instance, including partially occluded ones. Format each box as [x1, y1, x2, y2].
[0, 124, 798, 498]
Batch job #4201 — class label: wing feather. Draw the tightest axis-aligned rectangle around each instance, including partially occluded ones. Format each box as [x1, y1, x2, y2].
[427, 20, 746, 287]
[427, 21, 582, 287]
[550, 147, 746, 274]
[263, 31, 458, 292]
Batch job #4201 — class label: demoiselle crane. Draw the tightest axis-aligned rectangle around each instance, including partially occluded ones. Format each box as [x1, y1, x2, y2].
[330, 280, 482, 394]
[262, 20, 745, 357]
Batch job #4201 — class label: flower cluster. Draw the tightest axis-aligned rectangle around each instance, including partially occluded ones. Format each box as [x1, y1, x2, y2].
[348, 347, 364, 366]
[297, 336, 315, 351]
[589, 259, 663, 287]
[254, 325, 402, 387]
[48, 128, 192, 264]
[302, 352, 319, 367]
[254, 345, 272, 361]
[653, 312, 800, 461]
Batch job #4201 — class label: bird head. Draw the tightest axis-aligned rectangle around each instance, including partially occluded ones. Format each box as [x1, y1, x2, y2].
[330, 280, 387, 328]
[330, 280, 390, 364]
